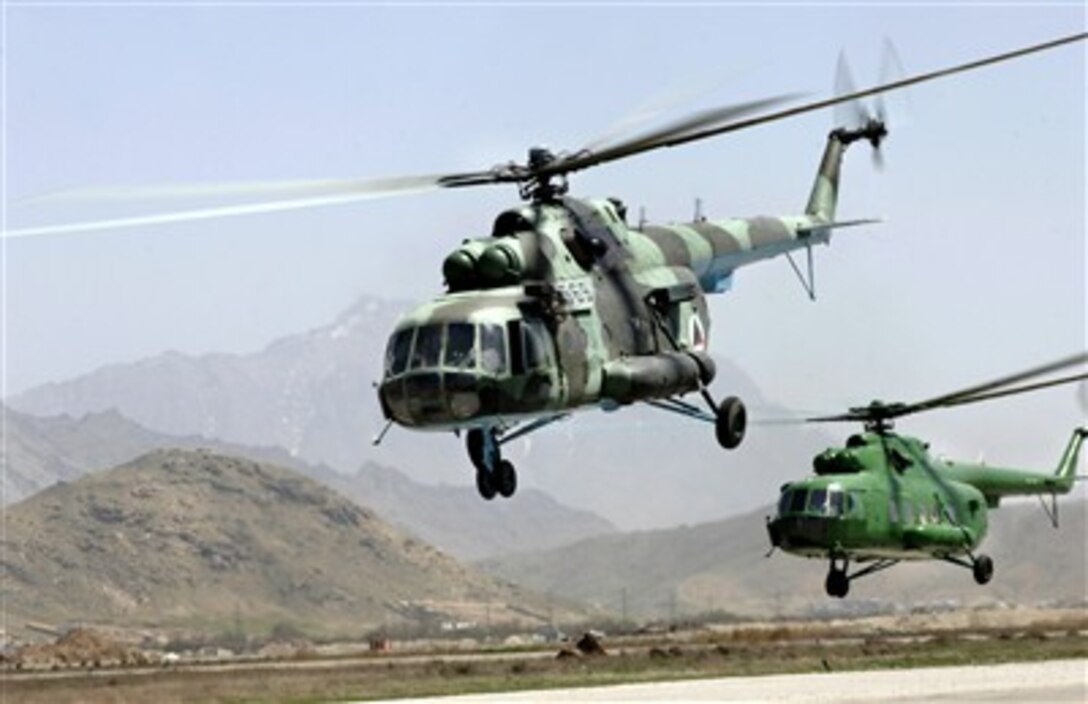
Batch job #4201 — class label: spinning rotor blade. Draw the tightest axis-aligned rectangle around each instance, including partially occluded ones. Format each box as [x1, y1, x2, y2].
[552, 32, 1086, 177]
[806, 353, 1088, 425]
[901, 353, 1088, 417]
[550, 94, 801, 174]
[4, 170, 507, 239]
[833, 52, 869, 129]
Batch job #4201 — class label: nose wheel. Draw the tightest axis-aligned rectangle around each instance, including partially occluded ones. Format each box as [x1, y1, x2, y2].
[467, 428, 518, 500]
[825, 560, 850, 598]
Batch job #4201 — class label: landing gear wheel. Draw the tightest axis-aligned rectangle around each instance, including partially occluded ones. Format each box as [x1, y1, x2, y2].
[475, 470, 497, 501]
[825, 569, 850, 598]
[972, 554, 994, 585]
[715, 396, 747, 450]
[495, 460, 518, 498]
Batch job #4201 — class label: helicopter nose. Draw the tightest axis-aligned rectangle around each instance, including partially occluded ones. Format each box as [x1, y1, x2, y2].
[379, 371, 492, 427]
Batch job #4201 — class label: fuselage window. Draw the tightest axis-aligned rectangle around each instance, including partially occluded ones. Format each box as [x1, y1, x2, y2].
[807, 489, 828, 515]
[480, 323, 508, 375]
[778, 490, 792, 516]
[386, 328, 414, 377]
[445, 323, 476, 370]
[846, 492, 864, 518]
[410, 324, 443, 370]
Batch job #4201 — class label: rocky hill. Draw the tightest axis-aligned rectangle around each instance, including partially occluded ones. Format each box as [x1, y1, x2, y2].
[482, 497, 1087, 619]
[312, 462, 616, 561]
[1, 449, 563, 638]
[1, 405, 615, 560]
[7, 294, 837, 529]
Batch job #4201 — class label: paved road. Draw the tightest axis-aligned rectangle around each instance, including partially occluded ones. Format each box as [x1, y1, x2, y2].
[387, 658, 1087, 703]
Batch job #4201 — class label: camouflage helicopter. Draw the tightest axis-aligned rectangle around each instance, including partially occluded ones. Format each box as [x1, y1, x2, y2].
[372, 34, 1085, 500]
[766, 354, 1088, 598]
[7, 35, 1085, 501]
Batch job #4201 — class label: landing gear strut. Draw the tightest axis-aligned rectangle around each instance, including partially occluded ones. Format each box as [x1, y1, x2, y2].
[464, 415, 567, 502]
[467, 428, 516, 501]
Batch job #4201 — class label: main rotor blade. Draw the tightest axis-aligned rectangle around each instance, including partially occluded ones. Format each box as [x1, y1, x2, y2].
[901, 353, 1088, 418]
[553, 32, 1086, 176]
[550, 94, 799, 174]
[4, 170, 501, 239]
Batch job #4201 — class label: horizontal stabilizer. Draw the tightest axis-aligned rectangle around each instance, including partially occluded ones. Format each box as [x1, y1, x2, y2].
[797, 218, 881, 236]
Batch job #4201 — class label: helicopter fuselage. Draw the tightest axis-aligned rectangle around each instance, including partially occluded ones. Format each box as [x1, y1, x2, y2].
[376, 125, 871, 498]
[376, 194, 837, 431]
[766, 428, 1085, 595]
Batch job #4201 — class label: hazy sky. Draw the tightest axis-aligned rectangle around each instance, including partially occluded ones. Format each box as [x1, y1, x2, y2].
[3, 3, 1085, 473]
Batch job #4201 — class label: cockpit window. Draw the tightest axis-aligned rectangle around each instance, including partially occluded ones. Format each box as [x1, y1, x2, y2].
[788, 489, 807, 513]
[807, 489, 828, 515]
[445, 323, 476, 370]
[410, 324, 443, 370]
[386, 328, 414, 377]
[480, 323, 507, 374]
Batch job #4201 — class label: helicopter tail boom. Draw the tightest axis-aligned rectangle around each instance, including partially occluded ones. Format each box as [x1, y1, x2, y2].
[942, 427, 1086, 500]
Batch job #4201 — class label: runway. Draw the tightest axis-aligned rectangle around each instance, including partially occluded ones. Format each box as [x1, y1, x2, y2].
[389, 658, 1087, 703]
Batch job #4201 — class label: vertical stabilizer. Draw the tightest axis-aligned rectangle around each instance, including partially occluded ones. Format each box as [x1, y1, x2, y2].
[806, 121, 887, 222]
[1052, 427, 1088, 492]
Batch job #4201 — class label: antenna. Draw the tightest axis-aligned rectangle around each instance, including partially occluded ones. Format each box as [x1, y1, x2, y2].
[694, 197, 706, 222]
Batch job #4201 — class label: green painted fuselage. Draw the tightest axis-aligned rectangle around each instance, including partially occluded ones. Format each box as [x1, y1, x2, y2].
[767, 428, 1086, 562]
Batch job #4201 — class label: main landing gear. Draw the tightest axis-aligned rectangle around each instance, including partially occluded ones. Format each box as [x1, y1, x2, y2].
[824, 556, 899, 598]
[644, 394, 748, 450]
[824, 552, 995, 598]
[942, 551, 995, 585]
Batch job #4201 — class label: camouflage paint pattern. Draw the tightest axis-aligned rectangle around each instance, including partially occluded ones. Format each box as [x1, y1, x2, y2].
[378, 129, 858, 432]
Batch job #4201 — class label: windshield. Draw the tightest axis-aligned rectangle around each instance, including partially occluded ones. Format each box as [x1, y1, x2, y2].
[445, 322, 476, 370]
[410, 324, 443, 370]
[385, 328, 414, 377]
[385, 321, 506, 376]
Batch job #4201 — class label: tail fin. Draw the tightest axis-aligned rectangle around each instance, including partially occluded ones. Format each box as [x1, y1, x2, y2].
[1052, 427, 1088, 492]
[805, 121, 887, 222]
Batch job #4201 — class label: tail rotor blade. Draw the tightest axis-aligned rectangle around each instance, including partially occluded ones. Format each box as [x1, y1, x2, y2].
[834, 51, 870, 128]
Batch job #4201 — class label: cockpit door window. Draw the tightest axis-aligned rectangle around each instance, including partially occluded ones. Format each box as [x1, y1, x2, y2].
[480, 323, 507, 374]
[523, 320, 551, 370]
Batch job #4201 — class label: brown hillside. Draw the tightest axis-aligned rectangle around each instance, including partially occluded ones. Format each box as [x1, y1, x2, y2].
[1, 449, 551, 637]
